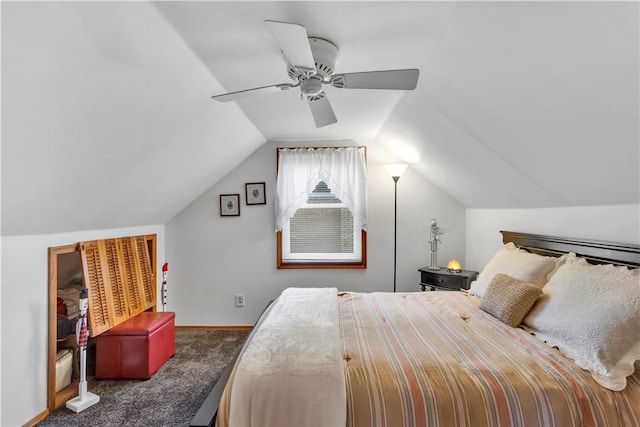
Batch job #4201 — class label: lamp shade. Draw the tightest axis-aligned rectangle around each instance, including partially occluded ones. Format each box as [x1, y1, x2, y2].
[447, 259, 462, 273]
[385, 163, 408, 178]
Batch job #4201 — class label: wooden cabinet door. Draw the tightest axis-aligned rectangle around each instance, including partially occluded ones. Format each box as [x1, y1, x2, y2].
[79, 240, 114, 336]
[80, 234, 157, 336]
[133, 235, 156, 311]
[118, 237, 147, 317]
[101, 238, 130, 327]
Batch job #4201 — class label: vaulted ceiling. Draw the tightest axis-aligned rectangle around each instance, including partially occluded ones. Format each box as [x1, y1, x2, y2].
[2, 1, 638, 235]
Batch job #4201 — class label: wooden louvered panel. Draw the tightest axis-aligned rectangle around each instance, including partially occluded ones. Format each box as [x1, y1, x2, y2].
[80, 241, 113, 336]
[119, 237, 146, 317]
[134, 235, 156, 310]
[101, 239, 129, 327]
[78, 234, 157, 337]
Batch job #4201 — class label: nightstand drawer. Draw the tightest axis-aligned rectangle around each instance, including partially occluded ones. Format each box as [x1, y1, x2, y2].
[418, 267, 478, 291]
[431, 273, 463, 290]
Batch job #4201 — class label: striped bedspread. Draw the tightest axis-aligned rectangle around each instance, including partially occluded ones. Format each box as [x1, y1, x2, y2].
[340, 291, 640, 427]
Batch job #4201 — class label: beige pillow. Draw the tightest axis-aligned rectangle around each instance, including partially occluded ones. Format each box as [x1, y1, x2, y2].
[523, 259, 640, 391]
[469, 243, 561, 298]
[479, 274, 542, 327]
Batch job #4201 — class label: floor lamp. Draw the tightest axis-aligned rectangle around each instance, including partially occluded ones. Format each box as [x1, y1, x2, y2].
[385, 164, 408, 292]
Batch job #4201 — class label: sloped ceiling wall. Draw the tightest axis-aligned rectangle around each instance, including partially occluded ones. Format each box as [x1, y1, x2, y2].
[2, 1, 638, 236]
[1, 2, 265, 235]
[376, 2, 640, 208]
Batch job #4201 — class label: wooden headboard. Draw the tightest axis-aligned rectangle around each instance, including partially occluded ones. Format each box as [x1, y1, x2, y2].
[501, 231, 640, 268]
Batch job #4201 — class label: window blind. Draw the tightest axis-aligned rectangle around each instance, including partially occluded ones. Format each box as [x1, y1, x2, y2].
[290, 181, 354, 254]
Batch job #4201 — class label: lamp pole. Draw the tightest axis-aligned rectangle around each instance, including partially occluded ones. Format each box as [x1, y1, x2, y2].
[385, 163, 408, 293]
[392, 175, 400, 292]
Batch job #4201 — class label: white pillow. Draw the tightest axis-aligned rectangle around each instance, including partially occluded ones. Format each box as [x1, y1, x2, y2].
[469, 242, 561, 298]
[523, 259, 640, 391]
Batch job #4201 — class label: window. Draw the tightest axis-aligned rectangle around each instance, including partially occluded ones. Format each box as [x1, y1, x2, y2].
[275, 147, 367, 269]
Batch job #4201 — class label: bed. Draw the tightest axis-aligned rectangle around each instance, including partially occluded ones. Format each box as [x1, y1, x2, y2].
[193, 231, 640, 427]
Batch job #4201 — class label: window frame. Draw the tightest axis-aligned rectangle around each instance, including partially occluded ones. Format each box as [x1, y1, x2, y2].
[277, 229, 367, 269]
[276, 147, 367, 270]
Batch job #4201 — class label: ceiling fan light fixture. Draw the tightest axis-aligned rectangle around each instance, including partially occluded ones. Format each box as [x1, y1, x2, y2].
[301, 77, 324, 97]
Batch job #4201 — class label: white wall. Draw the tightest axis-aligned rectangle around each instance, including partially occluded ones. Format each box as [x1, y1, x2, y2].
[465, 204, 640, 271]
[166, 141, 466, 326]
[0, 225, 164, 427]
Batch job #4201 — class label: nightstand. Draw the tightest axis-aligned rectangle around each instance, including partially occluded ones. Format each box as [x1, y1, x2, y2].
[418, 267, 478, 291]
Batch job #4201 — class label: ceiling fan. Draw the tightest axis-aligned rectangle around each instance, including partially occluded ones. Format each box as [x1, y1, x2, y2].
[211, 20, 420, 128]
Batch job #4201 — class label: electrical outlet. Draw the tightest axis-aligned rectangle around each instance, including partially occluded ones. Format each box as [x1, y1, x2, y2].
[235, 294, 245, 307]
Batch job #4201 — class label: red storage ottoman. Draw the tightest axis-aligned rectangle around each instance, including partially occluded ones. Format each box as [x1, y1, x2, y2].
[96, 311, 175, 380]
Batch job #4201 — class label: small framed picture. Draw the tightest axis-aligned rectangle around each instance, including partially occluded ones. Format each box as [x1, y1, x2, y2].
[220, 194, 240, 216]
[245, 182, 266, 205]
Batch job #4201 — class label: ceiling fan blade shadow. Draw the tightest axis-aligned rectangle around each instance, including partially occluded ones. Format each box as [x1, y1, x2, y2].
[308, 93, 337, 128]
[331, 69, 420, 90]
[264, 20, 316, 76]
[212, 83, 296, 102]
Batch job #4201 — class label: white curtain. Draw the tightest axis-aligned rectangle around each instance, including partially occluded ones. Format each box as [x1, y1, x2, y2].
[275, 147, 367, 232]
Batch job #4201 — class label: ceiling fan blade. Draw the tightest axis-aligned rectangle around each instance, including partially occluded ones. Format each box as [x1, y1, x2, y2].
[331, 69, 420, 90]
[307, 93, 337, 128]
[264, 20, 316, 76]
[212, 83, 296, 102]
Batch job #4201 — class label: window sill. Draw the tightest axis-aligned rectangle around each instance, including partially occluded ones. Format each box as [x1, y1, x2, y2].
[276, 230, 367, 270]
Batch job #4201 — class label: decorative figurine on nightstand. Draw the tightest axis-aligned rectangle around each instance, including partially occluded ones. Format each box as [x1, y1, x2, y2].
[428, 218, 447, 270]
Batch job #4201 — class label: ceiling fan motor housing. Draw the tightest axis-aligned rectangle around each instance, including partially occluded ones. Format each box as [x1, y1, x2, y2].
[287, 37, 339, 82]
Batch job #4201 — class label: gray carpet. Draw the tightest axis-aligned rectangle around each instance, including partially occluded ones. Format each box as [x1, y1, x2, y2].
[37, 329, 250, 427]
